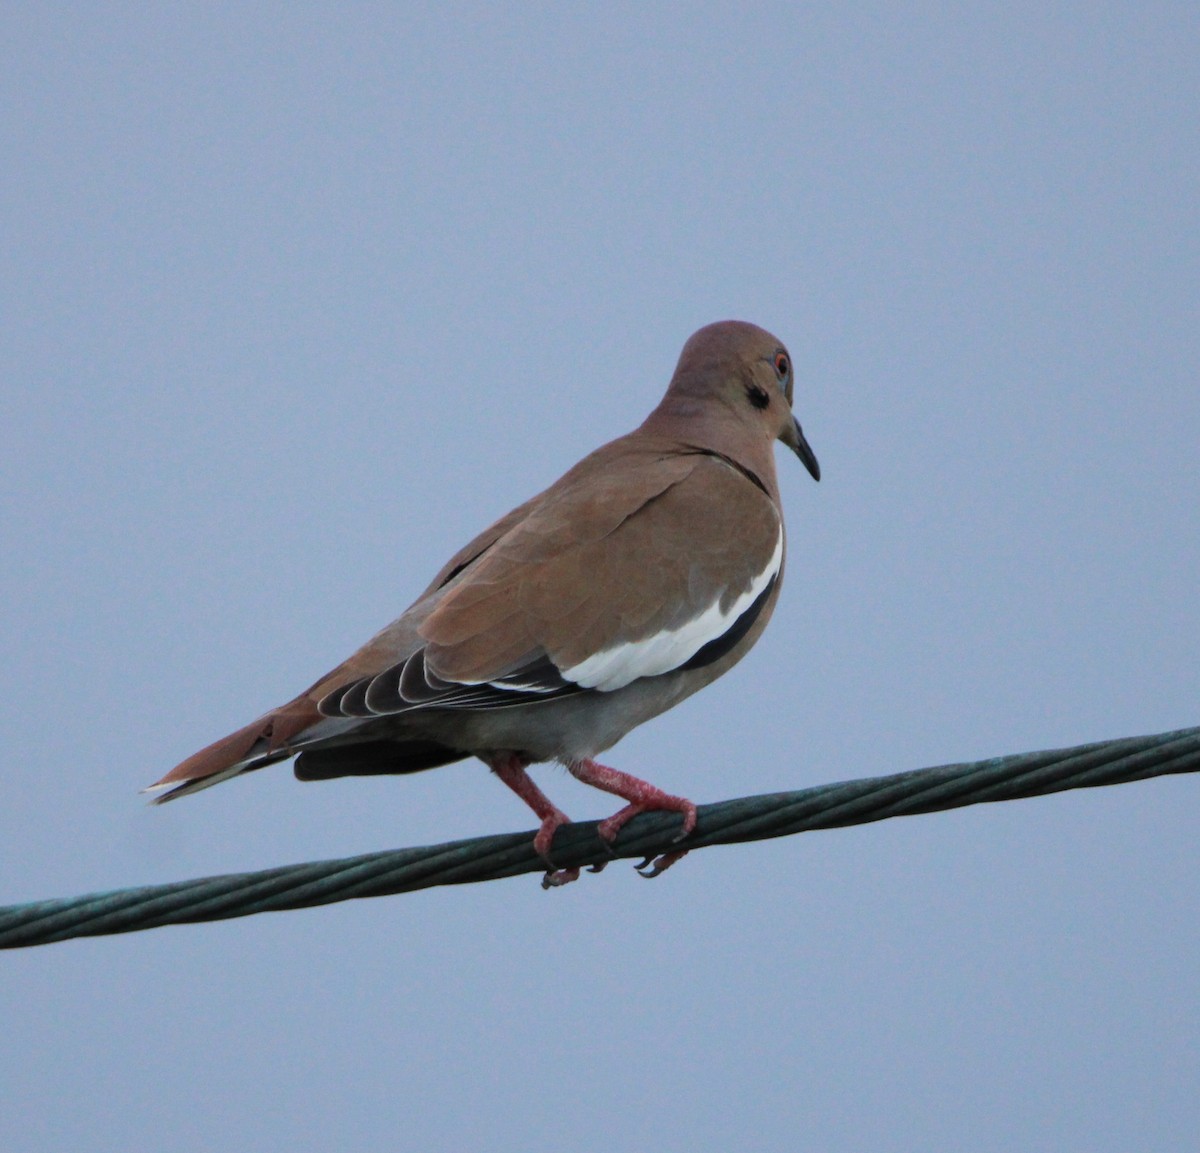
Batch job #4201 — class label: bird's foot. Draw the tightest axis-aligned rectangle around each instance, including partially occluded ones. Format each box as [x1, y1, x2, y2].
[568, 758, 697, 877]
[489, 753, 580, 884]
[492, 753, 697, 885]
[531, 808, 571, 861]
[532, 801, 579, 888]
[541, 865, 581, 889]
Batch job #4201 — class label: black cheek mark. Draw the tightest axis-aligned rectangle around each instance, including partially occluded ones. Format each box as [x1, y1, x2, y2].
[747, 384, 770, 409]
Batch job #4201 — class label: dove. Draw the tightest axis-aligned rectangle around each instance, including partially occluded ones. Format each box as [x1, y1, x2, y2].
[147, 320, 820, 885]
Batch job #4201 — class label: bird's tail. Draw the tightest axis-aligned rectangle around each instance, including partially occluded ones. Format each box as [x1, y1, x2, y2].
[142, 701, 320, 803]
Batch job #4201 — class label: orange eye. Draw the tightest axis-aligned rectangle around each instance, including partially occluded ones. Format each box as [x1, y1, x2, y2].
[774, 353, 789, 379]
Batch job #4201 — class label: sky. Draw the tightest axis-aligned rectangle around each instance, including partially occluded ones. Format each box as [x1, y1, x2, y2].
[2, 4, 1198, 1151]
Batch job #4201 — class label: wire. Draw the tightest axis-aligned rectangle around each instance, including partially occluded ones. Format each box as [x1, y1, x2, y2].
[2, 724, 1197, 949]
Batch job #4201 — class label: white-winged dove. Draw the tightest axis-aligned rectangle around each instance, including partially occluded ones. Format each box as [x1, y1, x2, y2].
[147, 320, 820, 885]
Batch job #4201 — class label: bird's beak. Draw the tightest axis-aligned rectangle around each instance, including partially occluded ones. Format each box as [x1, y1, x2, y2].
[782, 416, 820, 481]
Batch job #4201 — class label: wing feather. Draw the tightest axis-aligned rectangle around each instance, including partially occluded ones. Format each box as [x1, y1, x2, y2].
[421, 452, 782, 690]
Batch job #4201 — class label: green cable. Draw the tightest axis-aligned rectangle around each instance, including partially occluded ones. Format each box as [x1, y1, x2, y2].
[3, 724, 1197, 949]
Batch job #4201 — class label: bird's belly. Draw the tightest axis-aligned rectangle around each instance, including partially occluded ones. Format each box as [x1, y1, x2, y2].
[405, 665, 715, 765]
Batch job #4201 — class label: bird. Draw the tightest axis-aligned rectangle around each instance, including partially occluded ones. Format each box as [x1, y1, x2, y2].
[146, 320, 820, 886]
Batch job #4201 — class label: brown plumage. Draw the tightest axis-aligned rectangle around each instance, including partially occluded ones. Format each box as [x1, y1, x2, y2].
[147, 320, 820, 885]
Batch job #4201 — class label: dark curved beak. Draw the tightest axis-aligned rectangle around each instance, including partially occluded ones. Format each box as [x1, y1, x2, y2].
[783, 416, 820, 481]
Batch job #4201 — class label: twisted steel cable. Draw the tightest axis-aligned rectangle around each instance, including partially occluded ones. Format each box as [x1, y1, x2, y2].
[2, 724, 1197, 949]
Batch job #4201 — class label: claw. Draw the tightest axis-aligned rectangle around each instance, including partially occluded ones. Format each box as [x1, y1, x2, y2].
[636, 849, 689, 878]
[542, 867, 581, 889]
[586, 838, 617, 874]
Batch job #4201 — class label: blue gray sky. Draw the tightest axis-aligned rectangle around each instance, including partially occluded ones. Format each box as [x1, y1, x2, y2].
[2, 5, 1198, 1151]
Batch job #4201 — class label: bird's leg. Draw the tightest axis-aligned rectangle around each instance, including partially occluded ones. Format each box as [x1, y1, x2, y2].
[488, 752, 579, 888]
[567, 758, 697, 878]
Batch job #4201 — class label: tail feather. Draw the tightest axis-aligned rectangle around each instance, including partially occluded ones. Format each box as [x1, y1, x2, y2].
[145, 699, 321, 803]
[141, 754, 286, 803]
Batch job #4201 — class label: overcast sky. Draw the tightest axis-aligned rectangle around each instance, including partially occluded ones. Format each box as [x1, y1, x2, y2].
[2, 5, 1198, 1151]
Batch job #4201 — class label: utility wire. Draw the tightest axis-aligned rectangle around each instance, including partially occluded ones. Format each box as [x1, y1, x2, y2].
[2, 724, 1197, 949]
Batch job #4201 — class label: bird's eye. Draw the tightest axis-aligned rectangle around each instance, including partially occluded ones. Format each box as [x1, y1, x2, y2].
[774, 353, 790, 380]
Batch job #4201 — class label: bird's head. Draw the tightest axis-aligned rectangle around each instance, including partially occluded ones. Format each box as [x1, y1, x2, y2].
[658, 320, 820, 482]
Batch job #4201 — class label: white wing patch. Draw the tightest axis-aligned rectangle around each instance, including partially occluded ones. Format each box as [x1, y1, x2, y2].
[561, 528, 784, 692]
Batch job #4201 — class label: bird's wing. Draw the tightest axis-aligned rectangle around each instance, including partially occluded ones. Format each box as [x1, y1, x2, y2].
[321, 447, 783, 717]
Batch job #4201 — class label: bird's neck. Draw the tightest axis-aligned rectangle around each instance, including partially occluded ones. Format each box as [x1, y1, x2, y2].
[639, 398, 780, 500]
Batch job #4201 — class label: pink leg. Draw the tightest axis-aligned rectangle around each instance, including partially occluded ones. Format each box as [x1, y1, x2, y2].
[567, 758, 697, 878]
[488, 753, 579, 888]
